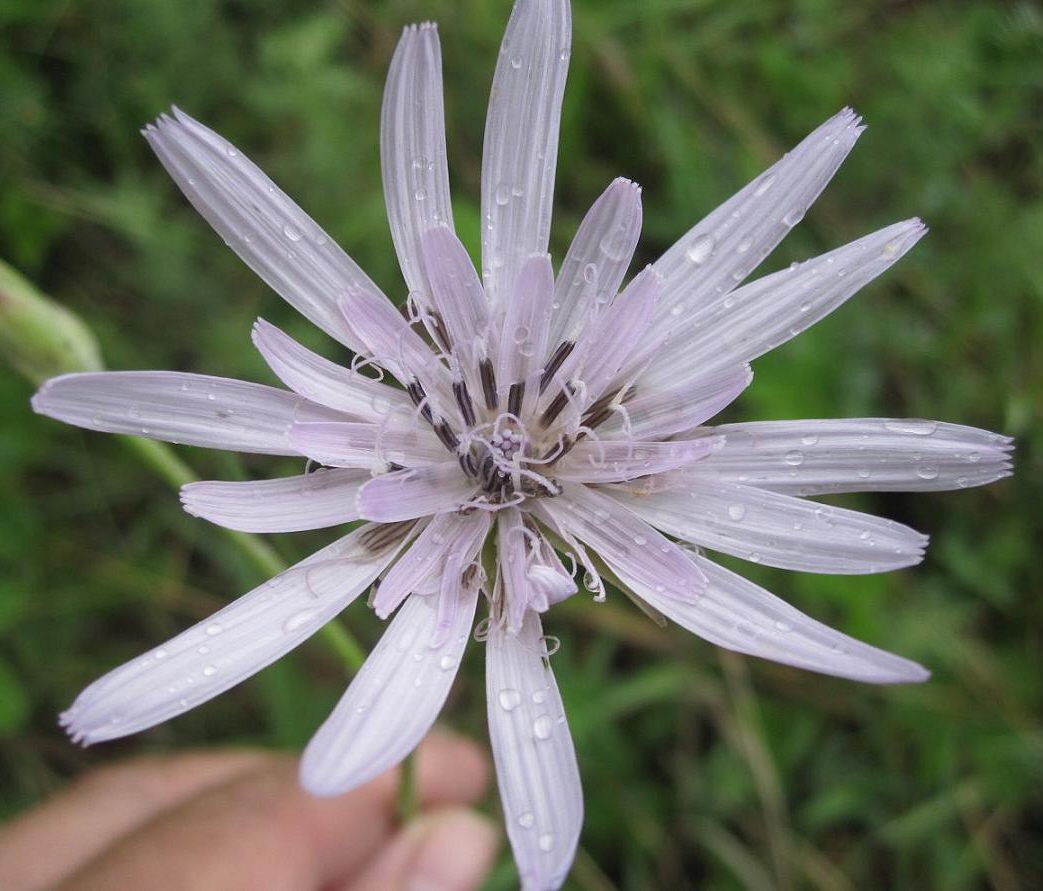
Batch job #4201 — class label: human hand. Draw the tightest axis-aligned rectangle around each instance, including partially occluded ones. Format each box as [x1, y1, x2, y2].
[0, 731, 497, 891]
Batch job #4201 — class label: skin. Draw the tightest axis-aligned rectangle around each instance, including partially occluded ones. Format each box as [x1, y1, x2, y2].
[0, 731, 498, 891]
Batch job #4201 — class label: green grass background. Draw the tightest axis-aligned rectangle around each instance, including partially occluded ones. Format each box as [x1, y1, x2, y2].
[2, 0, 1041, 887]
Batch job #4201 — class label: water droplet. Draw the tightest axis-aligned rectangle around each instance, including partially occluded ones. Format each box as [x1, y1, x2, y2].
[206, 623, 223, 636]
[510, 55, 522, 69]
[686, 233, 715, 265]
[968, 452, 981, 463]
[197, 645, 210, 655]
[153, 647, 168, 659]
[884, 419, 938, 436]
[784, 449, 805, 466]
[633, 534, 648, 546]
[727, 504, 746, 521]
[495, 182, 512, 206]
[859, 530, 872, 541]
[915, 465, 940, 480]
[202, 665, 217, 677]
[582, 262, 598, 284]
[559, 46, 570, 61]
[782, 208, 805, 227]
[439, 654, 457, 671]
[799, 300, 812, 313]
[498, 688, 522, 711]
[414, 188, 427, 202]
[774, 621, 792, 633]
[857, 468, 872, 479]
[225, 146, 238, 158]
[533, 715, 553, 740]
[538, 833, 555, 851]
[532, 689, 547, 705]
[735, 239, 751, 255]
[282, 608, 318, 633]
[754, 173, 776, 196]
[801, 434, 818, 446]
[518, 811, 535, 828]
[282, 224, 302, 242]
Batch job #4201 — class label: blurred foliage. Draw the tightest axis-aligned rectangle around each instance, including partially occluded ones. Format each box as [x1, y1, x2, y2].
[2, 0, 1041, 888]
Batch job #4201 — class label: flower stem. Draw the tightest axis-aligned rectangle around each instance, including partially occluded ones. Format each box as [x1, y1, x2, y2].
[397, 746, 418, 823]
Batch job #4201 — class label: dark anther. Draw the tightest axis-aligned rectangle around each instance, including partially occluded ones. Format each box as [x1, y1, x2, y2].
[360, 520, 416, 552]
[406, 379, 433, 424]
[427, 311, 452, 354]
[540, 383, 576, 428]
[580, 385, 634, 433]
[453, 379, 477, 427]
[479, 357, 498, 411]
[459, 452, 478, 477]
[507, 381, 525, 417]
[433, 417, 460, 451]
[539, 340, 575, 394]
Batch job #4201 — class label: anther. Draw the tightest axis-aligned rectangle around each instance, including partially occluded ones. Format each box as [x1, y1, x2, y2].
[406, 379, 433, 423]
[433, 418, 460, 452]
[479, 357, 498, 411]
[540, 383, 576, 428]
[427, 311, 452, 353]
[453, 379, 477, 427]
[360, 520, 416, 552]
[507, 381, 525, 418]
[539, 341, 575, 394]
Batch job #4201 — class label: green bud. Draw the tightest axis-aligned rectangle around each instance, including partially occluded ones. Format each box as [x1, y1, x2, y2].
[0, 259, 104, 384]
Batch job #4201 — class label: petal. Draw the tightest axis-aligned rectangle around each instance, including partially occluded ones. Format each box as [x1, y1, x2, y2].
[144, 109, 385, 352]
[640, 553, 930, 684]
[556, 435, 722, 484]
[180, 468, 368, 533]
[645, 219, 927, 384]
[598, 366, 753, 440]
[374, 511, 491, 618]
[381, 23, 455, 300]
[356, 463, 477, 522]
[487, 611, 582, 891]
[497, 507, 532, 633]
[32, 371, 343, 455]
[611, 479, 928, 574]
[60, 524, 409, 744]
[537, 483, 707, 603]
[698, 418, 1014, 495]
[252, 319, 413, 421]
[289, 420, 446, 469]
[481, 0, 571, 305]
[549, 177, 643, 348]
[300, 583, 478, 797]
[420, 227, 491, 355]
[498, 254, 556, 402]
[648, 107, 865, 338]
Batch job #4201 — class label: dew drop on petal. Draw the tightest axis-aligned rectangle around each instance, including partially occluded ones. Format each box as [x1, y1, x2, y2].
[916, 465, 940, 480]
[784, 449, 805, 466]
[782, 208, 805, 227]
[498, 688, 522, 711]
[438, 654, 457, 671]
[202, 665, 217, 677]
[727, 503, 746, 521]
[518, 811, 536, 829]
[754, 173, 776, 196]
[282, 224, 302, 242]
[533, 715, 553, 740]
[582, 262, 598, 284]
[282, 608, 318, 633]
[685, 233, 715, 265]
[884, 420, 938, 436]
[774, 621, 792, 633]
[206, 623, 223, 636]
[538, 833, 555, 851]
[495, 182, 512, 206]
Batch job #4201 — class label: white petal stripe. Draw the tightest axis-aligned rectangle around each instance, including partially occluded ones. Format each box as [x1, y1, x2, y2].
[381, 23, 456, 300]
[649, 107, 865, 338]
[643, 553, 930, 684]
[699, 418, 1014, 495]
[356, 462, 478, 522]
[32, 371, 344, 455]
[180, 468, 369, 533]
[613, 479, 928, 574]
[301, 583, 478, 797]
[60, 525, 406, 744]
[144, 110, 384, 353]
[252, 319, 413, 422]
[481, 0, 571, 306]
[487, 612, 582, 891]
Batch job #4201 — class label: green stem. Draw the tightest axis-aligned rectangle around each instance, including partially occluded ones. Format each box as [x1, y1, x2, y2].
[397, 747, 418, 823]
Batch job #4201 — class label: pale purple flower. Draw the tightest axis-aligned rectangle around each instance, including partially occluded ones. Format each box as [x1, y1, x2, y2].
[32, 1, 1012, 888]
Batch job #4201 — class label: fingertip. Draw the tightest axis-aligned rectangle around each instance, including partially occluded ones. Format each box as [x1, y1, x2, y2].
[408, 809, 500, 891]
[415, 728, 491, 806]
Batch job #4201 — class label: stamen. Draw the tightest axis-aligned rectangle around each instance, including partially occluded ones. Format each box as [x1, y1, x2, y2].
[453, 379, 477, 427]
[507, 381, 525, 417]
[479, 357, 498, 411]
[427, 310, 452, 354]
[360, 520, 417, 552]
[540, 340, 575, 393]
[433, 417, 460, 452]
[540, 383, 576, 428]
[406, 379, 433, 424]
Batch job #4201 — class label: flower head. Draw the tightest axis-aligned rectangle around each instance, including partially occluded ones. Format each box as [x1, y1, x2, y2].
[32, 1, 1012, 888]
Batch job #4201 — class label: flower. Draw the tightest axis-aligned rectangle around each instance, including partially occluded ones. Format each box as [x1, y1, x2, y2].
[31, 1, 1013, 888]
